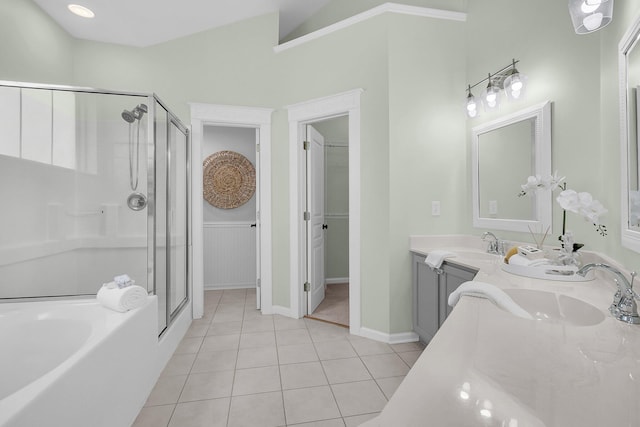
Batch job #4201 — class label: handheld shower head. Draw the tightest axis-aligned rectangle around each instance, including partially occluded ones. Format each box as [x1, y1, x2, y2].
[121, 109, 136, 123]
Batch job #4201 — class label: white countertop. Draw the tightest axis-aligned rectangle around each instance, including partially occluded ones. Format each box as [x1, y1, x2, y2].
[362, 235, 640, 427]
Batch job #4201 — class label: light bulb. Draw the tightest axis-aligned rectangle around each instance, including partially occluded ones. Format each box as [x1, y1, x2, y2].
[510, 78, 523, 92]
[511, 89, 522, 99]
[486, 92, 497, 105]
[581, 1, 600, 14]
[583, 12, 604, 30]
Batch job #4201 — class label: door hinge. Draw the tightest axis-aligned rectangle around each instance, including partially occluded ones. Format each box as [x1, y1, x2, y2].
[257, 278, 261, 288]
[303, 211, 310, 221]
[256, 143, 260, 152]
[304, 282, 311, 292]
[303, 140, 310, 150]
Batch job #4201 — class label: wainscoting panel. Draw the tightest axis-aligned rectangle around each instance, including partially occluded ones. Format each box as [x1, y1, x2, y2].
[203, 222, 256, 289]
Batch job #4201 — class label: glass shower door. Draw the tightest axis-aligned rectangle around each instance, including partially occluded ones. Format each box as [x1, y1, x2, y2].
[168, 118, 188, 320]
[154, 98, 189, 335]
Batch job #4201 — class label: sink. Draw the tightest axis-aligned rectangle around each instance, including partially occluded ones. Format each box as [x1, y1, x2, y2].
[503, 289, 605, 326]
[450, 251, 502, 264]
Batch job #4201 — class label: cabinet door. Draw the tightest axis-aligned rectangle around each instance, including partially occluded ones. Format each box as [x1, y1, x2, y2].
[413, 255, 440, 343]
[440, 264, 477, 323]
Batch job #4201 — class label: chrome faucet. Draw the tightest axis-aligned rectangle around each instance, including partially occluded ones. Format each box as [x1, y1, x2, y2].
[576, 263, 640, 325]
[481, 231, 506, 256]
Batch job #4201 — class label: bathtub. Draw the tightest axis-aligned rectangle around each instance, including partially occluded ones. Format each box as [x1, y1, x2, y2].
[0, 296, 158, 427]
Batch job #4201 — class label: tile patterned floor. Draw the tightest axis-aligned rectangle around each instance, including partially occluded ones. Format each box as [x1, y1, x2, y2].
[132, 289, 425, 427]
[307, 283, 349, 327]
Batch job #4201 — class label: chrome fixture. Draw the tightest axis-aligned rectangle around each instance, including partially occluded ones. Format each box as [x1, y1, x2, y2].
[481, 232, 507, 256]
[465, 59, 527, 118]
[122, 103, 148, 194]
[568, 0, 613, 35]
[121, 104, 148, 123]
[576, 263, 640, 324]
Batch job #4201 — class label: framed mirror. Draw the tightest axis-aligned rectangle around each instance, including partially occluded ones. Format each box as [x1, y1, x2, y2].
[471, 101, 552, 232]
[619, 13, 640, 253]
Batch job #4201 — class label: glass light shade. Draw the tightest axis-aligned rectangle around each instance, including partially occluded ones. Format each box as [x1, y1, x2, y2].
[466, 93, 479, 118]
[503, 71, 528, 100]
[482, 83, 501, 111]
[568, 0, 613, 34]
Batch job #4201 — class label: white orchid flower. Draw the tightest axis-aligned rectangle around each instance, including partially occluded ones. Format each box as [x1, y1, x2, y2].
[548, 170, 566, 191]
[556, 189, 580, 213]
[557, 190, 607, 225]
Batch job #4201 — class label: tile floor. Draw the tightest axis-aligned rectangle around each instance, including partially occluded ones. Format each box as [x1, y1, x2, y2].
[132, 288, 425, 427]
[307, 283, 349, 327]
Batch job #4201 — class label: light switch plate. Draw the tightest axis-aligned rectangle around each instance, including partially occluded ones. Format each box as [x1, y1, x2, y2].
[431, 201, 441, 216]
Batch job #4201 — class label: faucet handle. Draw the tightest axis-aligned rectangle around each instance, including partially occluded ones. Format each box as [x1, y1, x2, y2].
[631, 271, 636, 289]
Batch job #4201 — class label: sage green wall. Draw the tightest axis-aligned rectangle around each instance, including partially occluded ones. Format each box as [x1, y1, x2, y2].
[465, 1, 640, 273]
[464, 1, 602, 247]
[284, 0, 467, 42]
[0, 0, 74, 84]
[387, 15, 466, 333]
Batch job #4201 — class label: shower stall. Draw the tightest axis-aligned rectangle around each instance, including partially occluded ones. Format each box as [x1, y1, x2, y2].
[0, 81, 189, 335]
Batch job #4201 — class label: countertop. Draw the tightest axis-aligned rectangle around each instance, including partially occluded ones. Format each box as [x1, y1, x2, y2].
[361, 235, 640, 427]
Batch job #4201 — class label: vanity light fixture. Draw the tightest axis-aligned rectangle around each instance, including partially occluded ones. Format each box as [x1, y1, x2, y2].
[466, 85, 479, 118]
[68, 4, 95, 18]
[568, 0, 613, 34]
[465, 59, 527, 118]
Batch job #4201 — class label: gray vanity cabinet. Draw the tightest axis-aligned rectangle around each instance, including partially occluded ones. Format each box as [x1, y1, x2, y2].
[412, 253, 477, 344]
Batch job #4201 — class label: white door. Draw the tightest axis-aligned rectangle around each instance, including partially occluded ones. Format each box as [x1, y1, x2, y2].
[254, 129, 261, 310]
[306, 125, 326, 314]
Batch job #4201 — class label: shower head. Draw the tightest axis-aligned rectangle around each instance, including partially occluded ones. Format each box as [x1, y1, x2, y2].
[121, 109, 136, 123]
[122, 104, 148, 123]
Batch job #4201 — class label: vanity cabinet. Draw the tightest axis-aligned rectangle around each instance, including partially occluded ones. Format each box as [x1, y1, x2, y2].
[412, 253, 477, 344]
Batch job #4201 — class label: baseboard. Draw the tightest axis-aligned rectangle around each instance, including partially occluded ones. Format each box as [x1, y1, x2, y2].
[204, 283, 254, 291]
[270, 305, 293, 317]
[358, 327, 419, 344]
[325, 277, 349, 285]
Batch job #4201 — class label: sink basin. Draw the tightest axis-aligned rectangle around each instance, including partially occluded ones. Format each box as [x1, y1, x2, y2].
[450, 251, 502, 264]
[503, 289, 605, 326]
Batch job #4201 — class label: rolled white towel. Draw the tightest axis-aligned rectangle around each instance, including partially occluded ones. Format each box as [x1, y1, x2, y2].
[448, 281, 533, 320]
[425, 250, 457, 270]
[97, 284, 148, 313]
[508, 254, 550, 267]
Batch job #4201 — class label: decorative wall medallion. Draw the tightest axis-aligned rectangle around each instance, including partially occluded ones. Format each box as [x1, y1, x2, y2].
[203, 151, 255, 209]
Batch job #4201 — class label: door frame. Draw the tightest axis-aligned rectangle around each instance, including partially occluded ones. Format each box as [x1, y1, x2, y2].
[190, 103, 274, 318]
[287, 89, 362, 334]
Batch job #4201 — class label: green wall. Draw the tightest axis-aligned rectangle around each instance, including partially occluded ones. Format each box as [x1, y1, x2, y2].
[2, 0, 639, 336]
[0, 0, 74, 84]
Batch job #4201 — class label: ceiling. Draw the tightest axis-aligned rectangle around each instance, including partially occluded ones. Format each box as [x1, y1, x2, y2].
[33, 0, 332, 48]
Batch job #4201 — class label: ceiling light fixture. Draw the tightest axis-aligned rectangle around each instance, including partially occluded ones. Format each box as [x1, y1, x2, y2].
[568, 0, 613, 34]
[68, 4, 95, 18]
[464, 59, 527, 118]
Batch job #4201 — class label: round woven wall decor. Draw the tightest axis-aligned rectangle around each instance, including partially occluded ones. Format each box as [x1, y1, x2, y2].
[203, 151, 255, 209]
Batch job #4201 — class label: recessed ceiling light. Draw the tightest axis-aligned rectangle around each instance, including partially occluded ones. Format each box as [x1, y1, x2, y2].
[68, 4, 95, 18]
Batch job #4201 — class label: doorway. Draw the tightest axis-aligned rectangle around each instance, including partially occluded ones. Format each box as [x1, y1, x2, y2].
[189, 103, 273, 319]
[286, 89, 362, 335]
[201, 125, 259, 305]
[304, 117, 350, 327]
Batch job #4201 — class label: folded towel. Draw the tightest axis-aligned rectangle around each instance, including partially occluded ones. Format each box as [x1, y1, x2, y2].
[425, 250, 457, 270]
[97, 284, 148, 312]
[448, 281, 533, 320]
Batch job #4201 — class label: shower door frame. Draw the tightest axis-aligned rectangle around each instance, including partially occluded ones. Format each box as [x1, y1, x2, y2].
[153, 94, 191, 334]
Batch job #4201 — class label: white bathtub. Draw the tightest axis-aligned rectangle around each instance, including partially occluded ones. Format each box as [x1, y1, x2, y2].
[0, 297, 158, 427]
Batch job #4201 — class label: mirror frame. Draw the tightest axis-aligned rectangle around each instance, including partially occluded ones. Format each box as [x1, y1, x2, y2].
[619, 12, 640, 253]
[471, 101, 552, 232]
